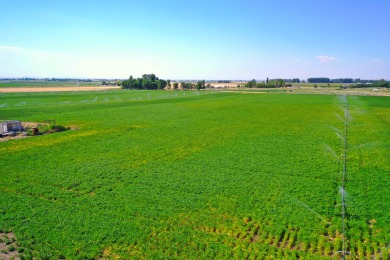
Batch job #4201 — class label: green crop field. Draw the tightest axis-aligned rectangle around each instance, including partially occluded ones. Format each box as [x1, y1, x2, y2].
[0, 90, 389, 259]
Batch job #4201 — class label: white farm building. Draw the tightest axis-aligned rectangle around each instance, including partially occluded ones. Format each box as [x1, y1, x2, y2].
[0, 120, 23, 135]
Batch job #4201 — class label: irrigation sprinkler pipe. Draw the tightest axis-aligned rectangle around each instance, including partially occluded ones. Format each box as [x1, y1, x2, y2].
[342, 95, 349, 259]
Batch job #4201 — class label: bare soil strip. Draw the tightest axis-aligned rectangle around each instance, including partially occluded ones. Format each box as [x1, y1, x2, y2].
[0, 232, 20, 260]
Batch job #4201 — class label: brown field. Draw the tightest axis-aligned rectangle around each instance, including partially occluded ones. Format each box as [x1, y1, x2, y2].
[0, 86, 121, 93]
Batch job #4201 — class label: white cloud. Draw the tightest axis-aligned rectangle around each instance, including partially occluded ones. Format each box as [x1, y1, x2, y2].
[316, 55, 336, 63]
[369, 58, 384, 64]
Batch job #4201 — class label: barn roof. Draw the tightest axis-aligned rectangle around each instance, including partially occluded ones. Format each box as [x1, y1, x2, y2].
[1, 120, 22, 124]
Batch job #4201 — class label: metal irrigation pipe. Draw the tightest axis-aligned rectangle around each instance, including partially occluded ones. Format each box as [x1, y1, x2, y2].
[341, 94, 349, 259]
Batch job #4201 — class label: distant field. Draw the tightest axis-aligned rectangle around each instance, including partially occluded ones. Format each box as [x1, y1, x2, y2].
[293, 83, 346, 87]
[219, 87, 389, 97]
[0, 80, 101, 88]
[0, 90, 389, 259]
[0, 80, 120, 93]
[1, 80, 388, 97]
[0, 86, 121, 93]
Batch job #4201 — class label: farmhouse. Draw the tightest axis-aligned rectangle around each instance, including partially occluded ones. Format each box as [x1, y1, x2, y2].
[0, 120, 23, 135]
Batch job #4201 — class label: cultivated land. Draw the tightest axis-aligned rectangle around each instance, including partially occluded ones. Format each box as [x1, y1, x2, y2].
[0, 86, 120, 93]
[0, 89, 389, 259]
[0, 80, 120, 93]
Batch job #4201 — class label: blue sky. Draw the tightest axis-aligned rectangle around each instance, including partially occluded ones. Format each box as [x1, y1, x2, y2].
[1, 0, 389, 80]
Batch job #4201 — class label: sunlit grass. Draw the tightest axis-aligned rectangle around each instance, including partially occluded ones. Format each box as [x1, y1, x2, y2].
[0, 90, 388, 259]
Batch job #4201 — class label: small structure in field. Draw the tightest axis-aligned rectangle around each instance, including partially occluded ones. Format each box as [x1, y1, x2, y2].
[1, 120, 23, 135]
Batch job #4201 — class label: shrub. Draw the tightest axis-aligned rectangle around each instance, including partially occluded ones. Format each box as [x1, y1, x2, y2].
[38, 124, 69, 134]
[48, 125, 70, 133]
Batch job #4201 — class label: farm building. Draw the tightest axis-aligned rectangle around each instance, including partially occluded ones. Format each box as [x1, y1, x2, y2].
[0, 120, 23, 134]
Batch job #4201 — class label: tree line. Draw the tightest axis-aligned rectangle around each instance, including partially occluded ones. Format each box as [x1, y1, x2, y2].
[308, 78, 355, 83]
[121, 74, 169, 90]
[244, 79, 286, 88]
[307, 77, 331, 83]
[179, 80, 208, 90]
[307, 78, 389, 85]
[351, 80, 390, 88]
[121, 74, 209, 90]
[121, 74, 389, 90]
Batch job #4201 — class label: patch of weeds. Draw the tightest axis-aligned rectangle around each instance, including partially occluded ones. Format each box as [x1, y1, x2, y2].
[25, 128, 37, 136]
[38, 124, 70, 134]
[20, 254, 33, 260]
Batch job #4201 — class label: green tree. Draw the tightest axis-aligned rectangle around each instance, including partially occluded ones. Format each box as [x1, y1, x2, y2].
[142, 74, 157, 81]
[173, 82, 178, 90]
[158, 79, 167, 89]
[167, 79, 171, 89]
[142, 79, 151, 89]
[195, 80, 206, 90]
[373, 79, 389, 88]
[128, 76, 137, 89]
[256, 82, 266, 88]
[137, 78, 143, 89]
[181, 82, 188, 90]
[292, 78, 300, 83]
[122, 74, 172, 90]
[245, 79, 256, 88]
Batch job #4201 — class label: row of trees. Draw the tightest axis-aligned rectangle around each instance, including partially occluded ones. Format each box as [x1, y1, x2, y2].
[284, 78, 300, 83]
[121, 74, 389, 90]
[307, 78, 389, 84]
[121, 74, 209, 90]
[307, 77, 330, 83]
[179, 80, 208, 90]
[245, 79, 286, 88]
[353, 78, 382, 84]
[331, 78, 354, 83]
[351, 80, 390, 88]
[122, 74, 170, 90]
[308, 77, 354, 83]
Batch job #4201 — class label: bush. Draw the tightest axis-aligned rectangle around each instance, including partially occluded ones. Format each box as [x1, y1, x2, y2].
[26, 128, 35, 136]
[48, 125, 70, 133]
[38, 124, 70, 134]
